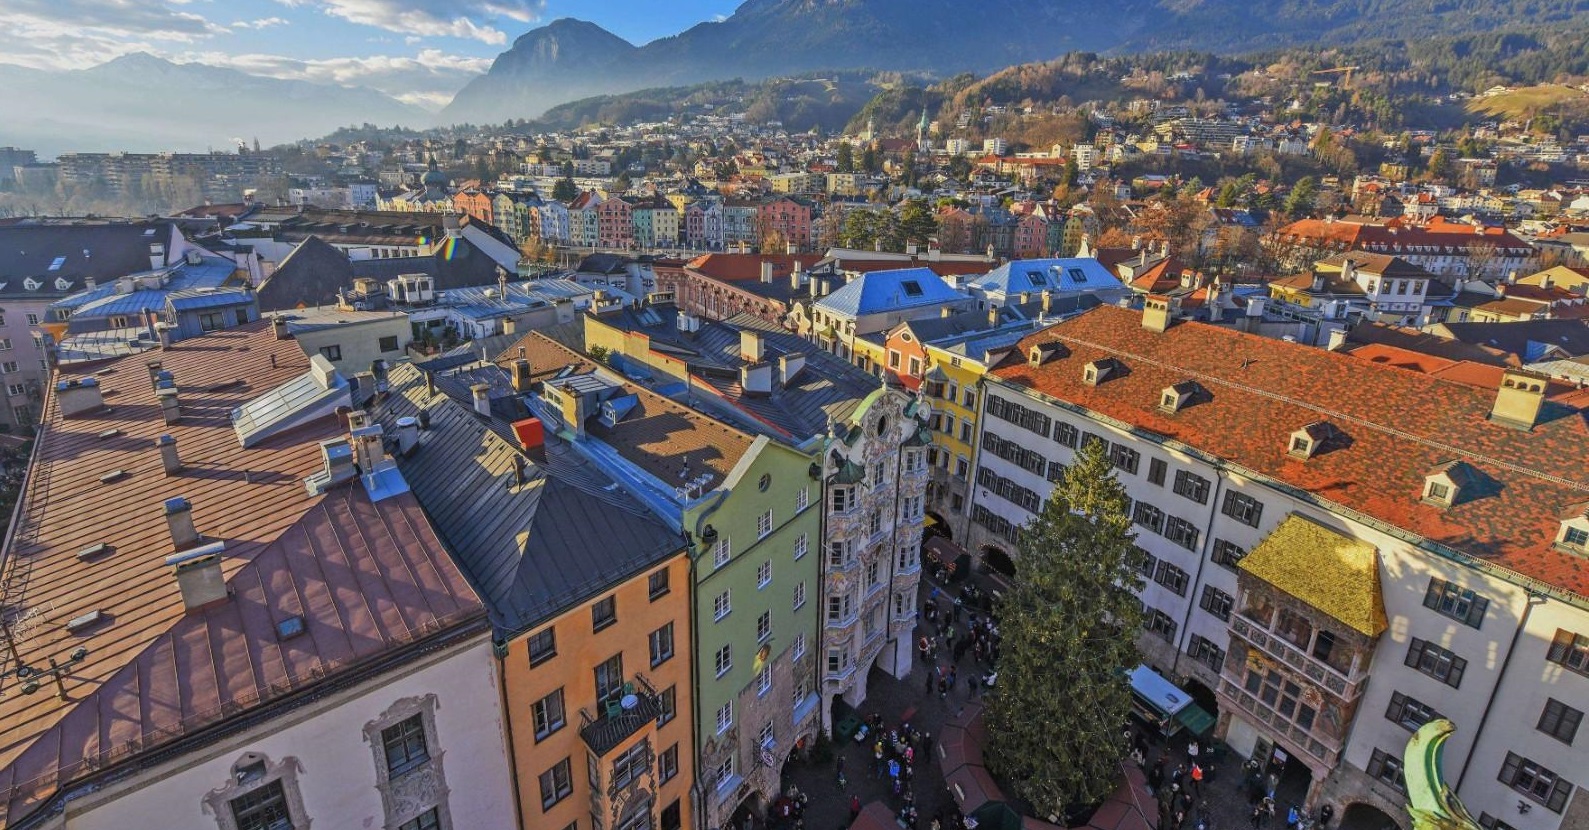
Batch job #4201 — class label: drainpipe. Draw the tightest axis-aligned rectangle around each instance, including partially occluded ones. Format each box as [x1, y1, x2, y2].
[1455, 591, 1544, 792]
[688, 491, 729, 830]
[491, 641, 528, 830]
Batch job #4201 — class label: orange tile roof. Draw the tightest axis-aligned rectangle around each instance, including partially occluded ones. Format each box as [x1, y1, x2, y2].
[0, 324, 483, 825]
[992, 306, 1589, 598]
[685, 253, 824, 282]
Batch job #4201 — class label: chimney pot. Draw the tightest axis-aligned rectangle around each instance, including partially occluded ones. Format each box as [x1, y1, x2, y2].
[165, 542, 228, 612]
[164, 496, 200, 550]
[157, 434, 181, 475]
[158, 386, 180, 425]
[760, 260, 775, 284]
[512, 359, 534, 392]
[471, 383, 492, 418]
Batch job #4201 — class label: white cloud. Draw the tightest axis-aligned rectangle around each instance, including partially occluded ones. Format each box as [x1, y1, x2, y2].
[288, 0, 545, 44]
[171, 48, 491, 110]
[0, 1, 233, 71]
[232, 17, 289, 29]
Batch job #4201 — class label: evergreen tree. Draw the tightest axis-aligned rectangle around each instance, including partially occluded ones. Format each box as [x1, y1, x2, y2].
[899, 198, 937, 245]
[1283, 176, 1318, 218]
[836, 143, 855, 173]
[551, 176, 578, 202]
[985, 438, 1143, 819]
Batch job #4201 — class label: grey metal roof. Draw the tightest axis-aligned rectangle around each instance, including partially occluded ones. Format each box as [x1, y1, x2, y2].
[0, 221, 177, 298]
[375, 362, 684, 638]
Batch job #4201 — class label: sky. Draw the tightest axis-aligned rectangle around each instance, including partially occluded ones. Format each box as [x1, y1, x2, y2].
[0, 0, 743, 110]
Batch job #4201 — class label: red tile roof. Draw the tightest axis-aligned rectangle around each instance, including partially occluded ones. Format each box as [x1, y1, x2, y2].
[992, 305, 1589, 598]
[0, 323, 483, 825]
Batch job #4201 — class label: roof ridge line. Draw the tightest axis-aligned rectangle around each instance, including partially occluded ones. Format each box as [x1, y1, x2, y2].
[1047, 330, 1589, 493]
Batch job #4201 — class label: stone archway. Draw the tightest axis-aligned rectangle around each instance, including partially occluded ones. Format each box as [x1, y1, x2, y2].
[926, 510, 953, 541]
[981, 544, 1016, 578]
[1338, 802, 1403, 830]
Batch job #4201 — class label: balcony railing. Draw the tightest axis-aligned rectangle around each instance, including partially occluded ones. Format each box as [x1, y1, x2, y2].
[578, 674, 660, 756]
[1229, 617, 1365, 699]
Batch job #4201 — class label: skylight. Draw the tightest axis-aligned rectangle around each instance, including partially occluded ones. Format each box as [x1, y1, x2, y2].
[1068, 267, 1089, 283]
[1025, 270, 1046, 287]
[900, 280, 924, 297]
[231, 354, 350, 447]
[48, 256, 65, 271]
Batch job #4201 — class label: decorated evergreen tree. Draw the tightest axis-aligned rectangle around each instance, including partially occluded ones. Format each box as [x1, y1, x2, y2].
[984, 437, 1144, 819]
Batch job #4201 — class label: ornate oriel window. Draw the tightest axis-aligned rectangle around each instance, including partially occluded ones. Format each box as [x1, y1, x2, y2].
[363, 694, 453, 830]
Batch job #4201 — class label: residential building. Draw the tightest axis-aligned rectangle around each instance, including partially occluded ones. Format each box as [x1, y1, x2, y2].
[47, 249, 258, 364]
[1267, 254, 1446, 327]
[500, 331, 823, 830]
[584, 309, 929, 728]
[722, 201, 760, 250]
[0, 323, 516, 830]
[1275, 217, 1534, 280]
[374, 361, 696, 830]
[757, 197, 814, 251]
[961, 258, 1133, 312]
[0, 220, 192, 429]
[969, 303, 1589, 830]
[670, 254, 826, 327]
[791, 267, 974, 367]
[598, 197, 636, 249]
[279, 305, 411, 371]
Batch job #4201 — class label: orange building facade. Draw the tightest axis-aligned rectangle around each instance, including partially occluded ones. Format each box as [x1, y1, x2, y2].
[501, 553, 696, 830]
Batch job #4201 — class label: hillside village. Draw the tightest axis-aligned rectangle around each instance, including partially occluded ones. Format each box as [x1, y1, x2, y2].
[0, 30, 1587, 830]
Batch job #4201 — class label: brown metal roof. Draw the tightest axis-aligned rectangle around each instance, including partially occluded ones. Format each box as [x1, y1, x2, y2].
[0, 322, 483, 826]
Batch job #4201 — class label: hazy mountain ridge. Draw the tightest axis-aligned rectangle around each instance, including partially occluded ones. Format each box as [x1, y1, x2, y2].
[0, 53, 429, 155]
[439, 0, 1589, 125]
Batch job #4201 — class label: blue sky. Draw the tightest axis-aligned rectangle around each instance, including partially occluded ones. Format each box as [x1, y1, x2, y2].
[0, 0, 742, 109]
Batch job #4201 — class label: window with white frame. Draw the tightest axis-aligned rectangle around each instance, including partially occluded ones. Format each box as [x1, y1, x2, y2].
[757, 664, 772, 696]
[713, 590, 731, 621]
[796, 486, 809, 512]
[757, 509, 773, 539]
[793, 581, 806, 610]
[714, 644, 732, 677]
[757, 560, 771, 588]
[792, 633, 806, 660]
[757, 610, 772, 643]
[713, 535, 731, 568]
[793, 532, 808, 559]
[715, 701, 733, 734]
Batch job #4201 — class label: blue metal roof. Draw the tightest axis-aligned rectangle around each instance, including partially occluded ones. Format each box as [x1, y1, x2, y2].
[814, 267, 966, 317]
[52, 256, 238, 319]
[968, 258, 1127, 296]
[167, 288, 253, 312]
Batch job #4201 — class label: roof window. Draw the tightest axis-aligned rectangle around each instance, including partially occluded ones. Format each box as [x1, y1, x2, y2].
[900, 280, 924, 297]
[1288, 421, 1335, 459]
[1083, 357, 1124, 386]
[48, 257, 65, 272]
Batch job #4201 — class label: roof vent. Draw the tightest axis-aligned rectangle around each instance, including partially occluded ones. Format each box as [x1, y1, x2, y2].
[157, 434, 182, 475]
[76, 542, 110, 561]
[304, 439, 356, 496]
[65, 610, 106, 634]
[1288, 422, 1336, 459]
[1083, 357, 1124, 386]
[164, 496, 200, 550]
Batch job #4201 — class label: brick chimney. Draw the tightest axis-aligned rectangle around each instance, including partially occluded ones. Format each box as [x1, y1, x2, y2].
[165, 541, 228, 612]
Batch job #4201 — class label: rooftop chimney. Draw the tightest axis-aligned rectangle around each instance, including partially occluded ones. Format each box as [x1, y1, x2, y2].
[272, 316, 291, 340]
[157, 434, 181, 475]
[304, 438, 356, 495]
[55, 377, 105, 419]
[741, 329, 766, 363]
[350, 421, 387, 472]
[471, 383, 492, 418]
[511, 359, 534, 392]
[1326, 327, 1350, 352]
[146, 360, 162, 387]
[164, 496, 200, 550]
[1041, 290, 1053, 317]
[987, 305, 1001, 329]
[1490, 369, 1548, 430]
[502, 316, 518, 335]
[166, 541, 228, 612]
[393, 416, 420, 456]
[1142, 295, 1172, 333]
[149, 242, 166, 271]
[158, 383, 180, 425]
[760, 261, 775, 284]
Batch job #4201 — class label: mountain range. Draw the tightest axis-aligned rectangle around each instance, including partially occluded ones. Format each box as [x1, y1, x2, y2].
[441, 0, 1589, 125]
[0, 54, 427, 156]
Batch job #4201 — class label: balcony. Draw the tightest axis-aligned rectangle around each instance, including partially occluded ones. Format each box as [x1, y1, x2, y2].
[579, 675, 661, 756]
[1215, 672, 1341, 769]
[1228, 616, 1366, 700]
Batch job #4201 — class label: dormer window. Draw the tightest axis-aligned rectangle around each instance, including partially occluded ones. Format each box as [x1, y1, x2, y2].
[1558, 501, 1589, 555]
[1288, 422, 1333, 459]
[54, 277, 71, 291]
[1083, 357, 1123, 386]
[1160, 381, 1198, 413]
[23, 278, 40, 291]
